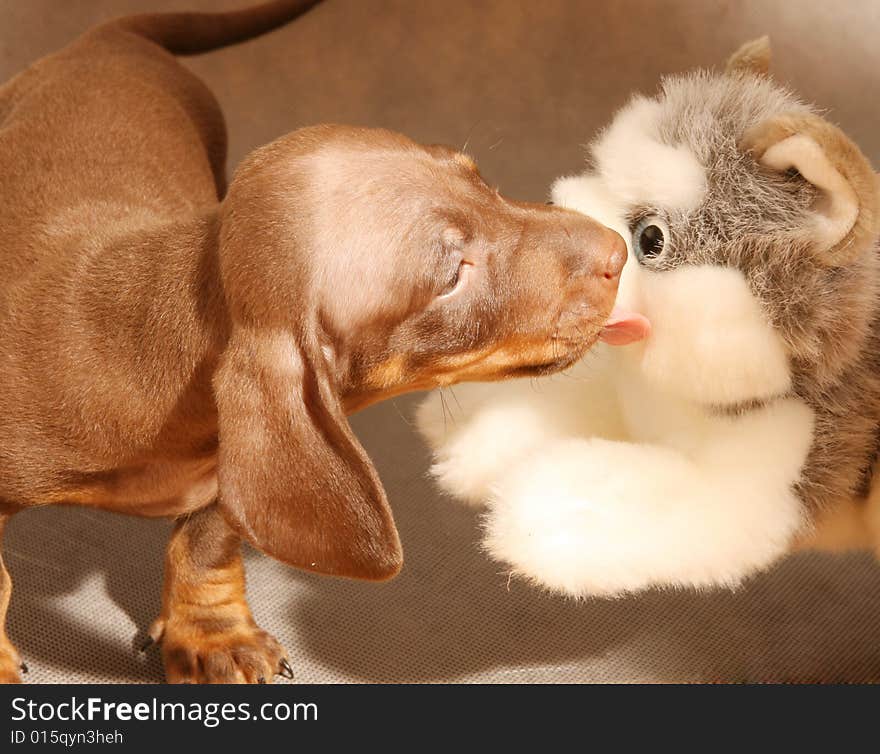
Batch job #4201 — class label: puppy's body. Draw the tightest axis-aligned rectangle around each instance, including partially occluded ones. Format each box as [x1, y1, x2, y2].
[0, 2, 625, 682]
[418, 40, 880, 597]
[0, 13, 251, 515]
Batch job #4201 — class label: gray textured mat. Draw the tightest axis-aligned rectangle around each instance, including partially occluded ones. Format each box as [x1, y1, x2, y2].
[7, 396, 880, 683]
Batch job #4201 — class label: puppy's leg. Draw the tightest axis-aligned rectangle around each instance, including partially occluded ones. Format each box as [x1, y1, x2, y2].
[150, 504, 290, 684]
[0, 517, 23, 683]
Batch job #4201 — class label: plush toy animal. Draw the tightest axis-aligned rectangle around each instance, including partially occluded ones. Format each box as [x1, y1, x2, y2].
[416, 38, 880, 597]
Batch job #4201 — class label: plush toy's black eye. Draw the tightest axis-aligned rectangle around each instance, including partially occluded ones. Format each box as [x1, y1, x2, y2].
[638, 225, 664, 256]
[631, 216, 669, 263]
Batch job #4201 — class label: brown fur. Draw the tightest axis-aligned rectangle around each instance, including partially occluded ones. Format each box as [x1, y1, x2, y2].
[0, 2, 624, 683]
[798, 459, 880, 555]
[725, 36, 772, 78]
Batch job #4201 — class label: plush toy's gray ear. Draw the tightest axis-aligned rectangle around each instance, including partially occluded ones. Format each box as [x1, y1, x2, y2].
[726, 36, 771, 76]
[742, 113, 880, 266]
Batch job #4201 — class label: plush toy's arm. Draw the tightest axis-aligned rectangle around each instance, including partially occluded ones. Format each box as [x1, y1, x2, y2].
[415, 380, 578, 506]
[415, 353, 618, 506]
[483, 398, 815, 597]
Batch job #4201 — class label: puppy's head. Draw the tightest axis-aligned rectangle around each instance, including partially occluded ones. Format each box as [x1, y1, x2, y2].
[553, 38, 880, 407]
[213, 125, 625, 579]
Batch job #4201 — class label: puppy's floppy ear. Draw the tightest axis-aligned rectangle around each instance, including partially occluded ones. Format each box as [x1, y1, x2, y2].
[213, 326, 403, 581]
[726, 36, 771, 77]
[212, 135, 402, 581]
[742, 112, 880, 266]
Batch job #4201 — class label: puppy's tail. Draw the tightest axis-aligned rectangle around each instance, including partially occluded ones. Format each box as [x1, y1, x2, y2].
[99, 0, 320, 56]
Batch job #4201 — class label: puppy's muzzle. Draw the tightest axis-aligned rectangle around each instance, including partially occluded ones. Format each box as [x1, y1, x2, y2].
[554, 223, 627, 341]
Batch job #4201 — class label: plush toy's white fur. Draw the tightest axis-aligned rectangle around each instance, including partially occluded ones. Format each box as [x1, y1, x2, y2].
[416, 98, 826, 597]
[619, 264, 793, 405]
[484, 397, 811, 596]
[417, 338, 813, 596]
[590, 96, 708, 213]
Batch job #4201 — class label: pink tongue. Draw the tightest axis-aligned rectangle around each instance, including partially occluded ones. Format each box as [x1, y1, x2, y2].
[599, 306, 651, 346]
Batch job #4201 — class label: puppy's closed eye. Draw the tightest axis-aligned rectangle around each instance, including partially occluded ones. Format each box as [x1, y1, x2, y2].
[438, 259, 471, 298]
[435, 226, 472, 298]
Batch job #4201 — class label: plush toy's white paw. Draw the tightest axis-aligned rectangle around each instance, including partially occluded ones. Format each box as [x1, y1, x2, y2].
[415, 353, 623, 507]
[415, 388, 567, 506]
[483, 436, 806, 597]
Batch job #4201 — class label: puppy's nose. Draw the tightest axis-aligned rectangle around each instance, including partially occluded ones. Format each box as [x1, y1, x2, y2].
[597, 227, 627, 282]
[558, 213, 627, 283]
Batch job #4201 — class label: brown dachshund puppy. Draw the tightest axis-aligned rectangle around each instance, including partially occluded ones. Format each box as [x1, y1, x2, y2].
[0, 1, 625, 683]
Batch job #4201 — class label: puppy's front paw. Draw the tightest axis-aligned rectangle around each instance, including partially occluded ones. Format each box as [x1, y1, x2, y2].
[0, 641, 24, 684]
[149, 613, 290, 684]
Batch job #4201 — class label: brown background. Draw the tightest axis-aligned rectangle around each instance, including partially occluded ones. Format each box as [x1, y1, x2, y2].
[1, 0, 879, 682]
